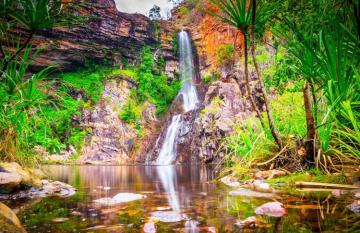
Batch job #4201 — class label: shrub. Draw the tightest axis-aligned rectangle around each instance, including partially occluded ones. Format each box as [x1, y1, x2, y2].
[216, 44, 235, 66]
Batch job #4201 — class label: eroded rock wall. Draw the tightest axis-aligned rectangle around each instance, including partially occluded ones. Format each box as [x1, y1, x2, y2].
[28, 0, 178, 77]
[79, 78, 158, 164]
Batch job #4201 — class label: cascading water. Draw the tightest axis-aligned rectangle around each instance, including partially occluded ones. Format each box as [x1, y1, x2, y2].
[155, 115, 182, 165]
[151, 30, 199, 221]
[178, 30, 200, 112]
[155, 30, 199, 165]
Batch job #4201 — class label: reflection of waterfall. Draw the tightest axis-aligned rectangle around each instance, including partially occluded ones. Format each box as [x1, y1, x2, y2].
[155, 30, 199, 165]
[156, 165, 180, 211]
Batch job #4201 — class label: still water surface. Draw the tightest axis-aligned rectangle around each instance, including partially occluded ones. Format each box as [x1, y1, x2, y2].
[6, 165, 359, 232]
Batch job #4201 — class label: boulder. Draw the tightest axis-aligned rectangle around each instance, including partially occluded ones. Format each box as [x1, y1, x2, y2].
[0, 180, 76, 199]
[0, 202, 27, 233]
[0, 172, 22, 194]
[0, 162, 42, 194]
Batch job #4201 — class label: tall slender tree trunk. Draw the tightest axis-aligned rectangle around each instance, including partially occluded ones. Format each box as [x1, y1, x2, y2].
[303, 81, 316, 163]
[243, 34, 265, 129]
[250, 0, 284, 150]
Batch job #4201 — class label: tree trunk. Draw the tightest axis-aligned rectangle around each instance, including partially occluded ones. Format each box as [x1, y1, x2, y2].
[243, 34, 265, 129]
[250, 0, 284, 150]
[303, 81, 316, 163]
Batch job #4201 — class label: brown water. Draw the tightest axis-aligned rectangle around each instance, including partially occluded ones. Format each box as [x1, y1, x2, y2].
[5, 165, 360, 233]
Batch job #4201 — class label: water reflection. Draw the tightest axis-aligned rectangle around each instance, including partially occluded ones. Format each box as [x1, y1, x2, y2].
[156, 165, 180, 211]
[11, 165, 358, 233]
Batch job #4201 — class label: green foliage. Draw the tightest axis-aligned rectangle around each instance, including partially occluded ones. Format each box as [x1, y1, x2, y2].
[172, 32, 179, 56]
[202, 71, 219, 84]
[225, 118, 273, 162]
[216, 44, 235, 65]
[60, 70, 104, 103]
[135, 46, 181, 115]
[119, 97, 142, 124]
[209, 0, 252, 33]
[179, 6, 191, 17]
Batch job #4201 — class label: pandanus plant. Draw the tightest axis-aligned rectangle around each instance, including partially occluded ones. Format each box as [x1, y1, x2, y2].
[209, 0, 284, 150]
[0, 0, 71, 72]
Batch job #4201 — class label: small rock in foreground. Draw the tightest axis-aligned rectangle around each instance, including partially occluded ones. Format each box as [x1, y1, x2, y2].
[150, 211, 186, 223]
[347, 200, 360, 214]
[143, 220, 157, 233]
[93, 193, 146, 206]
[254, 202, 287, 217]
[229, 188, 275, 199]
[0, 180, 76, 199]
[220, 175, 240, 187]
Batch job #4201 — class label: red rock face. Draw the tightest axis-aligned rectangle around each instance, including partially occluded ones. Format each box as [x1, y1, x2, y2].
[171, 1, 244, 76]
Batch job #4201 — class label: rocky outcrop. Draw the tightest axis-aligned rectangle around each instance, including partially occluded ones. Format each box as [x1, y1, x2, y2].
[80, 78, 136, 164]
[30, 0, 154, 70]
[171, 1, 244, 76]
[28, 0, 178, 77]
[79, 77, 158, 164]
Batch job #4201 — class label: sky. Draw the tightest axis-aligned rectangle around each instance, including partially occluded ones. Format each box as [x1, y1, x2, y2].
[114, 0, 175, 18]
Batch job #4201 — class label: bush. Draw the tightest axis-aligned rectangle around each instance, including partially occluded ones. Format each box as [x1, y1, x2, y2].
[216, 44, 235, 66]
[119, 98, 142, 124]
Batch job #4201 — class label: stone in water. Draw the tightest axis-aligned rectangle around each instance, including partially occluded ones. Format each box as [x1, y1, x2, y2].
[254, 202, 287, 217]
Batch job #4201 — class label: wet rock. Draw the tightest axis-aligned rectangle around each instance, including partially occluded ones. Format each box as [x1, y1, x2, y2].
[234, 216, 258, 229]
[93, 193, 146, 206]
[0, 180, 76, 199]
[254, 202, 287, 217]
[229, 188, 275, 199]
[0, 172, 22, 194]
[234, 216, 270, 231]
[0, 162, 44, 194]
[253, 170, 287, 180]
[150, 211, 186, 223]
[244, 180, 272, 192]
[143, 220, 157, 233]
[220, 175, 240, 187]
[0, 202, 27, 233]
[347, 200, 360, 214]
[0, 162, 41, 188]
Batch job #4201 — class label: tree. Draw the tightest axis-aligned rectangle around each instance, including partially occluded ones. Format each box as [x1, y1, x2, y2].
[149, 5, 162, 20]
[209, 0, 284, 150]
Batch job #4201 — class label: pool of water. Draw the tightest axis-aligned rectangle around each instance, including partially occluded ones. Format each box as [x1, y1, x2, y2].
[5, 165, 359, 232]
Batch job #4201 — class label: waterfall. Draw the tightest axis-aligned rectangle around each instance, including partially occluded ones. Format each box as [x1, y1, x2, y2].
[178, 30, 200, 112]
[155, 115, 182, 165]
[155, 30, 199, 165]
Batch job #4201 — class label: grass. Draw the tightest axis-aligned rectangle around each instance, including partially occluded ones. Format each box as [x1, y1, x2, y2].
[266, 169, 348, 185]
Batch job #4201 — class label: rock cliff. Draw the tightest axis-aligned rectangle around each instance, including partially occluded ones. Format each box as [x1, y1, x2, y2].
[30, 0, 177, 75]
